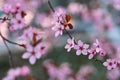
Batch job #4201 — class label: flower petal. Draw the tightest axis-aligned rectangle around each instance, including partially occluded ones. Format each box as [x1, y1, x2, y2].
[29, 56, 36, 65]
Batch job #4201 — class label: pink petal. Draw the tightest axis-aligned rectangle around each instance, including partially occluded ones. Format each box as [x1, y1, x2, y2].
[82, 50, 88, 55]
[76, 50, 81, 55]
[88, 54, 93, 59]
[83, 44, 89, 49]
[29, 56, 36, 65]
[35, 52, 42, 59]
[78, 40, 83, 46]
[22, 52, 31, 59]
[103, 62, 108, 66]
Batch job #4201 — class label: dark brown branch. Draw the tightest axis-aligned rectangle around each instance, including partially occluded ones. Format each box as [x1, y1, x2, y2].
[48, 0, 55, 12]
[0, 32, 15, 68]
[0, 32, 25, 48]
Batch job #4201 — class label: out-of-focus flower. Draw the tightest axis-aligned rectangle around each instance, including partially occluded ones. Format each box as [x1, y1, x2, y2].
[103, 59, 117, 70]
[65, 38, 75, 52]
[36, 13, 53, 28]
[2, 4, 12, 14]
[67, 2, 80, 14]
[10, 13, 25, 31]
[107, 68, 120, 80]
[91, 9, 113, 32]
[18, 27, 34, 40]
[2, 66, 30, 80]
[20, 66, 30, 76]
[109, 0, 120, 10]
[43, 60, 73, 80]
[74, 40, 89, 55]
[76, 65, 96, 80]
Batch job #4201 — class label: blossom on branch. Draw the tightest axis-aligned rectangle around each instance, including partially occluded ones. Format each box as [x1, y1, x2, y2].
[74, 40, 89, 56]
[65, 38, 75, 52]
[103, 59, 117, 70]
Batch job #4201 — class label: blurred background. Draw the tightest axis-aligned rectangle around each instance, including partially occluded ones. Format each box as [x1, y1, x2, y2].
[0, 0, 120, 80]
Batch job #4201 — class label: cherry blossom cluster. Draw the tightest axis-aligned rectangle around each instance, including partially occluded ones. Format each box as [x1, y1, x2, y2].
[2, 66, 30, 80]
[2, 2, 26, 31]
[0, 1, 51, 65]
[102, 47, 120, 70]
[43, 60, 96, 80]
[51, 7, 120, 71]
[65, 38, 106, 59]
[52, 7, 73, 37]
[20, 27, 50, 65]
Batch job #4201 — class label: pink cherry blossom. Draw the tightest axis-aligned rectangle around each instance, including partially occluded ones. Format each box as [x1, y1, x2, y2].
[74, 40, 89, 55]
[88, 48, 97, 59]
[93, 39, 102, 53]
[18, 27, 33, 40]
[52, 7, 67, 37]
[52, 23, 64, 37]
[22, 44, 42, 65]
[103, 59, 117, 70]
[65, 38, 75, 52]
[35, 42, 49, 55]
[2, 4, 12, 14]
[10, 13, 25, 31]
[99, 49, 106, 57]
[18, 27, 43, 41]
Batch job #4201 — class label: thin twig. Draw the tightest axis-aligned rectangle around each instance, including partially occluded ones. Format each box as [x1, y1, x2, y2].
[0, 32, 15, 68]
[0, 32, 25, 48]
[48, 0, 55, 12]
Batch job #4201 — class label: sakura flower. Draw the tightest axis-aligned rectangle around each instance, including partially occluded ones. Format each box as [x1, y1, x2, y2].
[88, 48, 97, 59]
[52, 23, 64, 37]
[65, 38, 75, 52]
[99, 49, 106, 57]
[103, 59, 117, 70]
[93, 39, 102, 53]
[22, 44, 41, 65]
[74, 40, 89, 55]
[10, 13, 25, 31]
[52, 7, 73, 37]
[35, 42, 48, 55]
[18, 27, 33, 40]
[2, 4, 12, 14]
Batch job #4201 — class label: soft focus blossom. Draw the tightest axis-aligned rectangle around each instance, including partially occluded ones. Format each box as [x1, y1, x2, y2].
[36, 13, 53, 28]
[2, 66, 30, 80]
[10, 13, 25, 31]
[107, 68, 120, 80]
